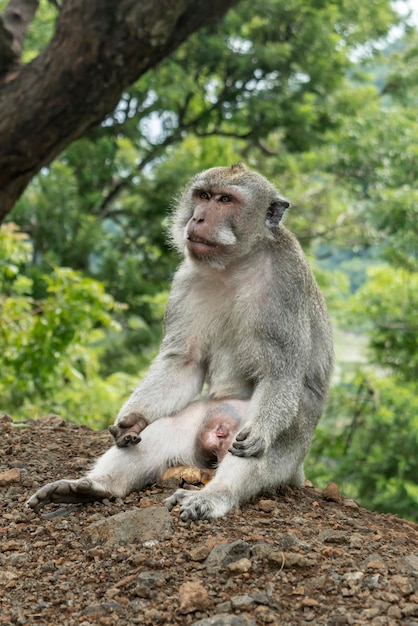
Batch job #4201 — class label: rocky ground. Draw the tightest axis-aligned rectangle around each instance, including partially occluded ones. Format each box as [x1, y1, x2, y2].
[1, 413, 418, 626]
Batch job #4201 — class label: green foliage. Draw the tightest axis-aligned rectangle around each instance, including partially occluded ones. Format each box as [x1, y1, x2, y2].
[308, 373, 418, 521]
[0, 224, 137, 426]
[349, 266, 418, 381]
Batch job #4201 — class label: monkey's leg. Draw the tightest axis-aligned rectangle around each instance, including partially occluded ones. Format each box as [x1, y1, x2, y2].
[27, 444, 144, 512]
[28, 402, 210, 512]
[166, 445, 306, 521]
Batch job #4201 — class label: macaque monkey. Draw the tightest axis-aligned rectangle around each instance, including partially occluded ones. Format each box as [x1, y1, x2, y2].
[28, 163, 333, 520]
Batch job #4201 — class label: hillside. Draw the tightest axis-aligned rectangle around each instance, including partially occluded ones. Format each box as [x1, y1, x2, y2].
[1, 414, 418, 625]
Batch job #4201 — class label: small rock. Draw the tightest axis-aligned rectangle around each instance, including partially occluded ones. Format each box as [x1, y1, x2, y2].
[401, 603, 418, 618]
[82, 507, 173, 546]
[344, 498, 359, 509]
[231, 594, 255, 609]
[387, 605, 403, 619]
[390, 574, 414, 596]
[37, 414, 66, 427]
[349, 534, 363, 549]
[178, 581, 210, 614]
[301, 597, 319, 607]
[258, 499, 276, 513]
[366, 560, 386, 572]
[404, 554, 418, 574]
[0, 570, 18, 584]
[227, 557, 252, 573]
[318, 529, 348, 544]
[206, 540, 251, 573]
[323, 482, 341, 502]
[162, 465, 213, 485]
[269, 551, 317, 568]
[0, 468, 21, 485]
[188, 545, 211, 562]
[343, 571, 364, 585]
[251, 541, 274, 559]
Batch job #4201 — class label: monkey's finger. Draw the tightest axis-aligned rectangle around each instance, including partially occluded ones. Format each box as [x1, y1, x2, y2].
[118, 413, 147, 430]
[115, 431, 142, 448]
[234, 427, 251, 442]
[229, 437, 265, 457]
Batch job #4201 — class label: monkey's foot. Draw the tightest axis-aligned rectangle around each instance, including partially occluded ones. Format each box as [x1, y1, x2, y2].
[109, 412, 148, 448]
[165, 488, 233, 521]
[27, 478, 112, 513]
[229, 426, 265, 457]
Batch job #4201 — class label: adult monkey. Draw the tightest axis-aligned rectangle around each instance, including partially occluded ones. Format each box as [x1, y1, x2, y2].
[28, 163, 333, 520]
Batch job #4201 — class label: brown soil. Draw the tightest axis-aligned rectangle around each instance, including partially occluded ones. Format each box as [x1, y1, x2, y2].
[1, 414, 418, 626]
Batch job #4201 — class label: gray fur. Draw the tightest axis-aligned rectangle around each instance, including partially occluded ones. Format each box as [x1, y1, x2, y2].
[28, 164, 333, 520]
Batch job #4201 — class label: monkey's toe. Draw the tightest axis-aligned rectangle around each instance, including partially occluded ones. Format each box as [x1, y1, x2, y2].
[166, 489, 233, 520]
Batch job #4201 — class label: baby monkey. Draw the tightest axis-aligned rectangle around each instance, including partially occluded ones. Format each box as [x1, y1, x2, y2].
[28, 162, 333, 520]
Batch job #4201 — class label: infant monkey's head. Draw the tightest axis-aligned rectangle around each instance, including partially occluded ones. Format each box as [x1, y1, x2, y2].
[195, 403, 243, 468]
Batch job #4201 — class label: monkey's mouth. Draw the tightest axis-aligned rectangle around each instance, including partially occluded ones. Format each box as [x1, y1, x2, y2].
[187, 235, 217, 248]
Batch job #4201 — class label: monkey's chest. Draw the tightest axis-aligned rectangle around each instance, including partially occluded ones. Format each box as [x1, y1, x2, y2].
[199, 318, 254, 398]
[184, 286, 257, 396]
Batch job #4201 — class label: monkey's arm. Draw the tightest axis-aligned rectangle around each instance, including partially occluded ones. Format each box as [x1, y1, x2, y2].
[111, 350, 205, 447]
[230, 304, 310, 458]
[229, 374, 304, 457]
[111, 283, 206, 447]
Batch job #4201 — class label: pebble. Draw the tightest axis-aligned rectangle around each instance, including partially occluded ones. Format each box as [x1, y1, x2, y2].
[258, 499, 276, 512]
[82, 506, 173, 545]
[205, 540, 251, 573]
[227, 557, 252, 573]
[178, 581, 210, 614]
[322, 482, 341, 502]
[0, 468, 21, 485]
[189, 545, 211, 561]
[231, 594, 255, 609]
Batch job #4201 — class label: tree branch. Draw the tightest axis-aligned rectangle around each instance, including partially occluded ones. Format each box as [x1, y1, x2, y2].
[0, 0, 40, 77]
[0, 0, 240, 222]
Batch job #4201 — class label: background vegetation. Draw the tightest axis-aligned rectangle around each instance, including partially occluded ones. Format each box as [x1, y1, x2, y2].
[1, 0, 417, 520]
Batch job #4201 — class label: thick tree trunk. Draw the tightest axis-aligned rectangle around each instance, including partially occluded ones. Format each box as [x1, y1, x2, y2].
[0, 0, 239, 221]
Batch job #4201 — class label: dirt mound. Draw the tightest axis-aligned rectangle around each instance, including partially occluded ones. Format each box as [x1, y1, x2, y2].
[1, 415, 418, 625]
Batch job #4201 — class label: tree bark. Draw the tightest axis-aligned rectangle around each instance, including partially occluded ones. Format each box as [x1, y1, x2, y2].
[0, 0, 239, 221]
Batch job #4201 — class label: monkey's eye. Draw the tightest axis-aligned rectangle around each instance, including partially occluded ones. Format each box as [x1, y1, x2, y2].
[219, 195, 232, 203]
[199, 191, 210, 200]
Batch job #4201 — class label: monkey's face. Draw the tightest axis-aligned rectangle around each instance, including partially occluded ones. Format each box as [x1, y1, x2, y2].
[185, 186, 241, 264]
[172, 163, 289, 268]
[197, 414, 240, 467]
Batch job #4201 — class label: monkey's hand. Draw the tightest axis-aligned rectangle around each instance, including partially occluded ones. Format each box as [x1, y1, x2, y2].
[229, 426, 265, 458]
[108, 412, 148, 448]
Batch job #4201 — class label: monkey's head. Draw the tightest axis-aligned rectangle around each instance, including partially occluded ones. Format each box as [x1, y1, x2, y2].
[171, 162, 290, 268]
[195, 409, 242, 468]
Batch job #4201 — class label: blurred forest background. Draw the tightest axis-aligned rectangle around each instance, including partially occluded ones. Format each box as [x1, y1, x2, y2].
[1, 0, 417, 520]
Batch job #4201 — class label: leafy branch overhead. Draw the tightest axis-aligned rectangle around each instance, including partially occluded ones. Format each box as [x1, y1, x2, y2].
[0, 0, 239, 219]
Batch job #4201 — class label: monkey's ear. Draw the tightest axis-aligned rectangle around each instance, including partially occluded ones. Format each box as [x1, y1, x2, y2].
[266, 198, 290, 228]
